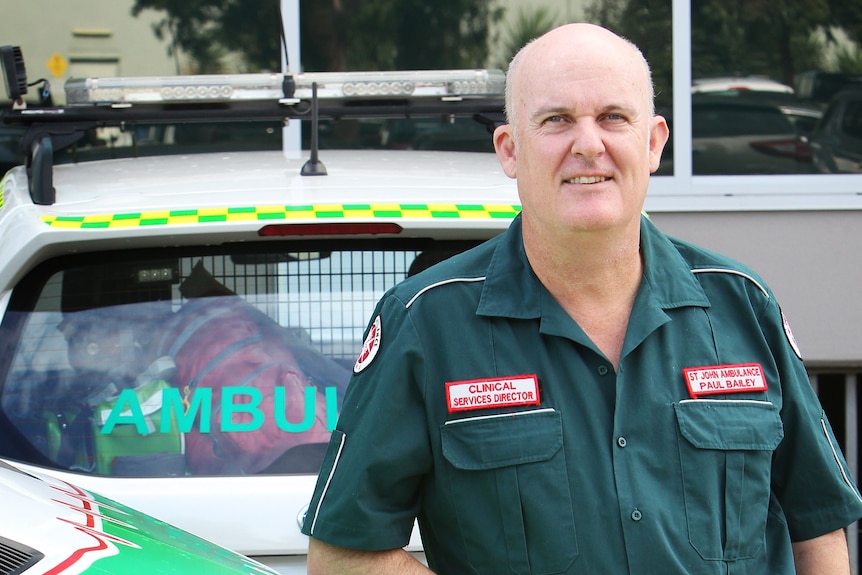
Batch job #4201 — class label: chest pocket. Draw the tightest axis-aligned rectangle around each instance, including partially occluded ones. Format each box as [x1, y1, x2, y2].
[674, 400, 784, 562]
[441, 409, 576, 575]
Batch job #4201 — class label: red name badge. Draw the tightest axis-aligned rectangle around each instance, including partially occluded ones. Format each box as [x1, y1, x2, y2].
[683, 363, 768, 398]
[446, 375, 541, 413]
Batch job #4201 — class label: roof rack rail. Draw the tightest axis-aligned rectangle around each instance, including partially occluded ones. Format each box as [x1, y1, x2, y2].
[1, 45, 507, 206]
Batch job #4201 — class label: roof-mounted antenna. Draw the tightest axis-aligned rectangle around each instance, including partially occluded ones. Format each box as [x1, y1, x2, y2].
[301, 82, 327, 176]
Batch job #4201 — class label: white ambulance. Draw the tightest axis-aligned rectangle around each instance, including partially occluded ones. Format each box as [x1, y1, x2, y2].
[0, 46, 516, 573]
[0, 458, 280, 575]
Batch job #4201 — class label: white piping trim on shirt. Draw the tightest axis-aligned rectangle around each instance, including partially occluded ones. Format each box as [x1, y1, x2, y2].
[444, 408, 557, 426]
[820, 417, 862, 504]
[679, 399, 774, 407]
[405, 276, 486, 309]
[690, 268, 769, 298]
[309, 432, 347, 535]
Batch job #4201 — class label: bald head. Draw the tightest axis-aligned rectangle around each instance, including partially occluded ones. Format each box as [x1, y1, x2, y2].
[504, 23, 655, 129]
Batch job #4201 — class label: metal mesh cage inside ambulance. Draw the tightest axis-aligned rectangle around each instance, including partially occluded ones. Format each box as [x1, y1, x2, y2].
[0, 241, 474, 477]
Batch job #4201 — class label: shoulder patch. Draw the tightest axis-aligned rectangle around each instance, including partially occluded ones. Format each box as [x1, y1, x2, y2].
[354, 315, 382, 374]
[782, 311, 802, 359]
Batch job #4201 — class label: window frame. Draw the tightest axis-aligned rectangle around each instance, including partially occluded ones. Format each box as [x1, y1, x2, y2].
[643, 0, 862, 213]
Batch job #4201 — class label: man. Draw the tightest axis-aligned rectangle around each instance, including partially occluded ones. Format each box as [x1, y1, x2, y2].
[302, 23, 862, 574]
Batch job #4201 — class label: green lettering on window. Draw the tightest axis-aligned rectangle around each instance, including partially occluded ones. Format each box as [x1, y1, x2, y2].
[325, 386, 338, 431]
[98, 385, 339, 437]
[274, 386, 316, 432]
[162, 387, 212, 433]
[221, 387, 264, 432]
[100, 388, 149, 434]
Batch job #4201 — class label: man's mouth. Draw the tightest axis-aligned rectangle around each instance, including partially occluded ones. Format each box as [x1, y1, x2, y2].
[564, 176, 609, 184]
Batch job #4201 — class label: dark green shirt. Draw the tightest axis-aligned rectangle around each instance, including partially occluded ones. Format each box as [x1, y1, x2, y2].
[303, 215, 862, 574]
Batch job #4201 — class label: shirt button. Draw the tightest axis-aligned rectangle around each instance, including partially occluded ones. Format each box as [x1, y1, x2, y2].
[631, 509, 643, 521]
[617, 436, 627, 448]
[597, 365, 609, 376]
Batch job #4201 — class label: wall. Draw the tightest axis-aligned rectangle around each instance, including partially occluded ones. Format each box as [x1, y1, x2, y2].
[652, 210, 862, 367]
[1, 0, 178, 104]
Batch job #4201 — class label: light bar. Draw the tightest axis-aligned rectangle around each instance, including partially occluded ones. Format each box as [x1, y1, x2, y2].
[65, 73, 286, 104]
[64, 69, 505, 105]
[294, 69, 505, 100]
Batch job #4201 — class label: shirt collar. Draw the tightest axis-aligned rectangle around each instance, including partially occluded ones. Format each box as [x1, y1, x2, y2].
[476, 214, 710, 320]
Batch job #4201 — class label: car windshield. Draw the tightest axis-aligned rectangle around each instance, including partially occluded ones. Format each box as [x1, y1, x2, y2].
[692, 103, 795, 138]
[0, 240, 475, 477]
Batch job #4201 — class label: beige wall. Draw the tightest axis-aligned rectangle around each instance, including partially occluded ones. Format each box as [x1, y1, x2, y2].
[2, 0, 179, 103]
[651, 211, 862, 367]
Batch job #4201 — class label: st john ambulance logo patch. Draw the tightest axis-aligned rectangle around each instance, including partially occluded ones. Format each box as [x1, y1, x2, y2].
[683, 363, 768, 398]
[782, 311, 802, 359]
[354, 315, 382, 374]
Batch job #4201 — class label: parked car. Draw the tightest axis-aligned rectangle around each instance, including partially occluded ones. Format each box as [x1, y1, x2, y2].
[809, 86, 862, 174]
[0, 50, 511, 574]
[795, 70, 862, 104]
[0, 458, 280, 574]
[654, 94, 822, 176]
[690, 95, 819, 175]
[691, 76, 795, 95]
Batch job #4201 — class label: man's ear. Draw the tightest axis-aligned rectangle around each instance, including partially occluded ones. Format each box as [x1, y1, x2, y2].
[493, 124, 517, 178]
[648, 115, 670, 174]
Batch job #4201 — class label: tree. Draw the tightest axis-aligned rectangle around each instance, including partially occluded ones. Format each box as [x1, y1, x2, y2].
[131, 0, 281, 73]
[494, 5, 561, 69]
[300, 0, 503, 71]
[690, 0, 830, 85]
[132, 0, 503, 74]
[586, 0, 862, 92]
[585, 0, 673, 111]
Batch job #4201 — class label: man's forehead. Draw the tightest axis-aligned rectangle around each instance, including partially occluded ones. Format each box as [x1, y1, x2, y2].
[516, 26, 644, 90]
[520, 71, 647, 113]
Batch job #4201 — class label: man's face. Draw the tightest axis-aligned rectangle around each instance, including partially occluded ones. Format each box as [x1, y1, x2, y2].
[495, 26, 668, 239]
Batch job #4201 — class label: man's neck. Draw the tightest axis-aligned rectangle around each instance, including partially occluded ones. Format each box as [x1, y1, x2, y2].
[522, 220, 643, 368]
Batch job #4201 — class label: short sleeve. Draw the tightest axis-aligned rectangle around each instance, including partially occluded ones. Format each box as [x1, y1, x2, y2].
[301, 294, 432, 550]
[768, 301, 862, 540]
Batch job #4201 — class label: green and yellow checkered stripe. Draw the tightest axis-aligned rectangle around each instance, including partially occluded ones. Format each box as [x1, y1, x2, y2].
[41, 203, 522, 229]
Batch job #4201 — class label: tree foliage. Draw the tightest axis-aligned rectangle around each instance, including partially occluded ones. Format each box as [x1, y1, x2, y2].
[690, 0, 831, 85]
[586, 0, 862, 101]
[585, 0, 673, 111]
[132, 0, 862, 90]
[300, 0, 502, 71]
[494, 5, 561, 69]
[131, 0, 281, 73]
[132, 0, 502, 73]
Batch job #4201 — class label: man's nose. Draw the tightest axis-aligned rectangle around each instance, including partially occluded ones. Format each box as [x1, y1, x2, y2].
[570, 120, 605, 159]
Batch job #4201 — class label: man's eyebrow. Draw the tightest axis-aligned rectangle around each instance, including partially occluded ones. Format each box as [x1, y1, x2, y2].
[529, 103, 638, 122]
[529, 106, 571, 121]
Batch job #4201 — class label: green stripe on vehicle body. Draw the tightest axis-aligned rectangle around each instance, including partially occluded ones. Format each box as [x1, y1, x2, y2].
[41, 203, 522, 229]
[79, 490, 277, 574]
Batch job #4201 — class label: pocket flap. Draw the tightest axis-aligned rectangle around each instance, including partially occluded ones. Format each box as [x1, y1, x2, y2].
[441, 409, 562, 470]
[675, 400, 784, 451]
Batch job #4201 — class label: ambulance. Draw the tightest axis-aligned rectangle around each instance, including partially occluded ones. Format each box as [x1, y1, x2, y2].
[0, 458, 280, 574]
[0, 45, 516, 572]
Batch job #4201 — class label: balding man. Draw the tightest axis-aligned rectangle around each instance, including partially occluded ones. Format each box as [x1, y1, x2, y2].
[303, 23, 862, 574]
